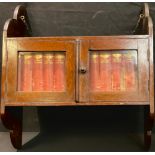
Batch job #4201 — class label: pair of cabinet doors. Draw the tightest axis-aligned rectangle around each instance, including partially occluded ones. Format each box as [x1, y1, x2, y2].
[6, 37, 149, 105]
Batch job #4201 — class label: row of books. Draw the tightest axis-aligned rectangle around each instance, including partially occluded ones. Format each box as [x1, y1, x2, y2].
[90, 52, 137, 92]
[18, 52, 65, 92]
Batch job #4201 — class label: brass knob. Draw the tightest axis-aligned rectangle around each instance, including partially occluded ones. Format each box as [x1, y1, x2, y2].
[80, 67, 87, 74]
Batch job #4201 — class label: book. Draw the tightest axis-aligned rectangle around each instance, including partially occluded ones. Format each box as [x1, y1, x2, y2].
[90, 52, 100, 91]
[99, 52, 112, 91]
[21, 53, 32, 91]
[54, 53, 65, 91]
[124, 53, 137, 91]
[43, 53, 54, 91]
[111, 53, 122, 91]
[32, 53, 43, 91]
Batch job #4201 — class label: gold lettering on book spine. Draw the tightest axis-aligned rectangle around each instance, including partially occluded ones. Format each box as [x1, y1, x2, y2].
[44, 54, 54, 64]
[113, 53, 122, 63]
[124, 53, 133, 61]
[24, 54, 32, 64]
[100, 53, 111, 63]
[55, 54, 65, 64]
[34, 54, 42, 64]
[91, 53, 98, 63]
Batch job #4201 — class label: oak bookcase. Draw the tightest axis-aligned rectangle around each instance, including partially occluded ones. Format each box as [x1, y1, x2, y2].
[0, 3, 154, 150]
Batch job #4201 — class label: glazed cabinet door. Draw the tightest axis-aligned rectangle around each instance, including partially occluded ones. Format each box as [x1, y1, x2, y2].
[79, 39, 149, 103]
[6, 39, 76, 105]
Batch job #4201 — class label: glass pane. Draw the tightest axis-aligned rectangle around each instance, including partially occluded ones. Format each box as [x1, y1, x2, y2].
[18, 52, 66, 92]
[89, 50, 138, 92]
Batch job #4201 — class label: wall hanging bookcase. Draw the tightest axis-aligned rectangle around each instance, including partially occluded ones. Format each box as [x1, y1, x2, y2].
[0, 3, 154, 150]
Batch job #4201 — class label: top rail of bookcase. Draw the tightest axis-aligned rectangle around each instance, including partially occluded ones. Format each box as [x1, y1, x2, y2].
[6, 35, 150, 41]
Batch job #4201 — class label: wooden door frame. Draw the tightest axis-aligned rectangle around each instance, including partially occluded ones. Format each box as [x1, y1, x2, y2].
[6, 39, 76, 105]
[79, 38, 150, 103]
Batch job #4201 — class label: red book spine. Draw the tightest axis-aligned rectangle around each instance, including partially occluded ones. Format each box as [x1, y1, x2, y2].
[124, 53, 137, 91]
[90, 52, 100, 91]
[22, 54, 32, 91]
[32, 54, 43, 91]
[54, 53, 65, 91]
[99, 53, 112, 91]
[43, 53, 54, 91]
[111, 54, 122, 91]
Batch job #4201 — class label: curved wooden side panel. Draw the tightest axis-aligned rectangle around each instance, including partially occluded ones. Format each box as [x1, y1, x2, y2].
[1, 107, 23, 149]
[13, 5, 31, 36]
[1, 17, 27, 113]
[147, 16, 154, 116]
[144, 106, 154, 151]
[13, 5, 27, 20]
[1, 5, 29, 149]
[134, 3, 155, 150]
[144, 15, 154, 151]
[134, 3, 150, 34]
[1, 5, 29, 113]
[0, 18, 18, 115]
[143, 3, 150, 17]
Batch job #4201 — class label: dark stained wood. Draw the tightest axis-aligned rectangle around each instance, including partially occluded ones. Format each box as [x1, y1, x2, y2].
[78, 40, 89, 102]
[1, 18, 26, 113]
[4, 101, 149, 106]
[144, 105, 154, 151]
[89, 39, 137, 50]
[147, 17, 154, 121]
[1, 5, 29, 112]
[0, 5, 29, 150]
[13, 5, 28, 21]
[1, 3, 154, 150]
[7, 35, 150, 40]
[88, 39, 149, 102]
[143, 4, 154, 150]
[133, 2, 155, 150]
[75, 40, 80, 102]
[1, 107, 23, 149]
[6, 40, 76, 103]
[13, 5, 30, 36]
[134, 3, 149, 34]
